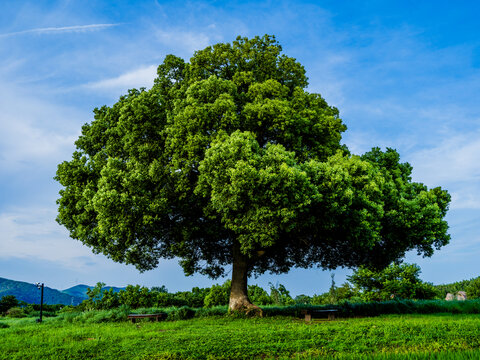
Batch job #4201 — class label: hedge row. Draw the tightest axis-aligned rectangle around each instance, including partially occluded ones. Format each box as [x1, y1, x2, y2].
[53, 299, 480, 324]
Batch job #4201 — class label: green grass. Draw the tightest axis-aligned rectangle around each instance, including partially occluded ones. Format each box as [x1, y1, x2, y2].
[1, 314, 480, 359]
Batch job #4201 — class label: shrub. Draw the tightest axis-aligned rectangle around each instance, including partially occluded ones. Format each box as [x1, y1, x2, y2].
[6, 307, 26, 318]
[168, 306, 196, 320]
[195, 306, 228, 317]
[56, 311, 82, 323]
[58, 305, 79, 313]
[348, 263, 437, 301]
[294, 294, 312, 305]
[0, 295, 19, 314]
[56, 305, 130, 324]
[87, 307, 129, 323]
[248, 285, 272, 305]
[204, 281, 231, 307]
[172, 287, 209, 308]
[269, 283, 295, 306]
[466, 277, 480, 299]
[0, 322, 9, 329]
[119, 285, 155, 309]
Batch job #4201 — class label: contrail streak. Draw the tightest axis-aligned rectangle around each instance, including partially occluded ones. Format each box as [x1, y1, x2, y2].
[0, 23, 120, 37]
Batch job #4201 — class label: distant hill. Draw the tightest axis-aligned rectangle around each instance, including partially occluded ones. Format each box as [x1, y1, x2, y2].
[61, 284, 91, 300]
[0, 277, 84, 305]
[62, 284, 125, 300]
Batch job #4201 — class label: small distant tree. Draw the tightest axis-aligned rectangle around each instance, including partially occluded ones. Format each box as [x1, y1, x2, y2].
[151, 285, 168, 293]
[99, 288, 120, 309]
[329, 273, 337, 304]
[81, 282, 106, 310]
[465, 277, 480, 299]
[6, 307, 26, 318]
[335, 282, 359, 302]
[175, 287, 210, 308]
[118, 285, 155, 308]
[248, 285, 272, 305]
[294, 294, 312, 305]
[0, 295, 19, 314]
[348, 263, 437, 301]
[204, 281, 231, 307]
[269, 283, 294, 306]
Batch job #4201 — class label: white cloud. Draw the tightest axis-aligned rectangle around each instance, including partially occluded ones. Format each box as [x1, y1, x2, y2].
[0, 24, 120, 38]
[406, 130, 480, 210]
[85, 65, 157, 93]
[0, 207, 96, 269]
[0, 84, 82, 173]
[410, 131, 480, 185]
[156, 29, 211, 54]
[449, 187, 480, 210]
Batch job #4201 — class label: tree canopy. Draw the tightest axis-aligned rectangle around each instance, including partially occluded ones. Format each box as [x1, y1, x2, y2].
[348, 263, 437, 301]
[55, 35, 450, 311]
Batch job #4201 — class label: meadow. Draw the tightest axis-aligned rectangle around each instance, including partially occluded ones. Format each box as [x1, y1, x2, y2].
[2, 312, 480, 359]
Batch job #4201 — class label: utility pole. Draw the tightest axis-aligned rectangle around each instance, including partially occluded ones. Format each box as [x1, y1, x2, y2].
[35, 283, 44, 323]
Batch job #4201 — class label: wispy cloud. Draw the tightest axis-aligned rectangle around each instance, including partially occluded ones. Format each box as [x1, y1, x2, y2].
[85, 65, 157, 93]
[410, 131, 480, 185]
[0, 83, 82, 173]
[407, 130, 480, 210]
[0, 206, 96, 269]
[156, 29, 211, 55]
[0, 23, 120, 38]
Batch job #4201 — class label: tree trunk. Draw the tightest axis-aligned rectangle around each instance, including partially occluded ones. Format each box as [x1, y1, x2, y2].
[229, 241, 263, 316]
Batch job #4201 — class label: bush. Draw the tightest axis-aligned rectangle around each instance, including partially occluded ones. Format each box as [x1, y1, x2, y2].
[348, 263, 437, 301]
[56, 305, 130, 324]
[0, 295, 19, 314]
[248, 285, 272, 305]
[87, 307, 130, 323]
[294, 294, 312, 305]
[204, 281, 230, 307]
[269, 283, 295, 306]
[466, 277, 480, 299]
[0, 322, 9, 329]
[195, 306, 228, 317]
[6, 307, 26, 318]
[58, 305, 79, 313]
[118, 285, 155, 309]
[168, 306, 196, 320]
[173, 287, 210, 308]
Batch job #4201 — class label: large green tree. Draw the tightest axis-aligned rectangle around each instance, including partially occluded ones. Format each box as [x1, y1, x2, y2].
[55, 35, 450, 312]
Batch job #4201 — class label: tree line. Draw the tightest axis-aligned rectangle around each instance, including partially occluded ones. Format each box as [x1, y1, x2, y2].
[73, 264, 480, 310]
[1, 263, 480, 316]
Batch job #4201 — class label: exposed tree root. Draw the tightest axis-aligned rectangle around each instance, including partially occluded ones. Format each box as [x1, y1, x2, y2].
[229, 297, 264, 317]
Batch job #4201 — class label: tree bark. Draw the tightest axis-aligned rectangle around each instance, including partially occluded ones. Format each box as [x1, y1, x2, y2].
[228, 241, 263, 316]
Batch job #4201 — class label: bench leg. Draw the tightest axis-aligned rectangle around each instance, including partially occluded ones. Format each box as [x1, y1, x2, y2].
[328, 313, 335, 321]
[305, 314, 312, 322]
[131, 318, 136, 324]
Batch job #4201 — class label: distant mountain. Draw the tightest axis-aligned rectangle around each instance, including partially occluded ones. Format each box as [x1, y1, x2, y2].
[61, 284, 91, 300]
[62, 284, 125, 300]
[0, 277, 84, 305]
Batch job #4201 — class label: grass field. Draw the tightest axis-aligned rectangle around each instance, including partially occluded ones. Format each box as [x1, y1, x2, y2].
[1, 313, 480, 359]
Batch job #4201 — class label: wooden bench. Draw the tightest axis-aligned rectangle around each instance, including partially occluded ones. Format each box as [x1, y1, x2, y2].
[127, 313, 167, 323]
[301, 309, 338, 322]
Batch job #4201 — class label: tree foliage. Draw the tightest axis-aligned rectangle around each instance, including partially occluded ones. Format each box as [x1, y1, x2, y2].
[466, 278, 480, 299]
[55, 35, 450, 305]
[348, 263, 437, 301]
[0, 295, 19, 314]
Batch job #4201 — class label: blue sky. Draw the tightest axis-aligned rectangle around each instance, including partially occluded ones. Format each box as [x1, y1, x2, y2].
[1, 0, 479, 295]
